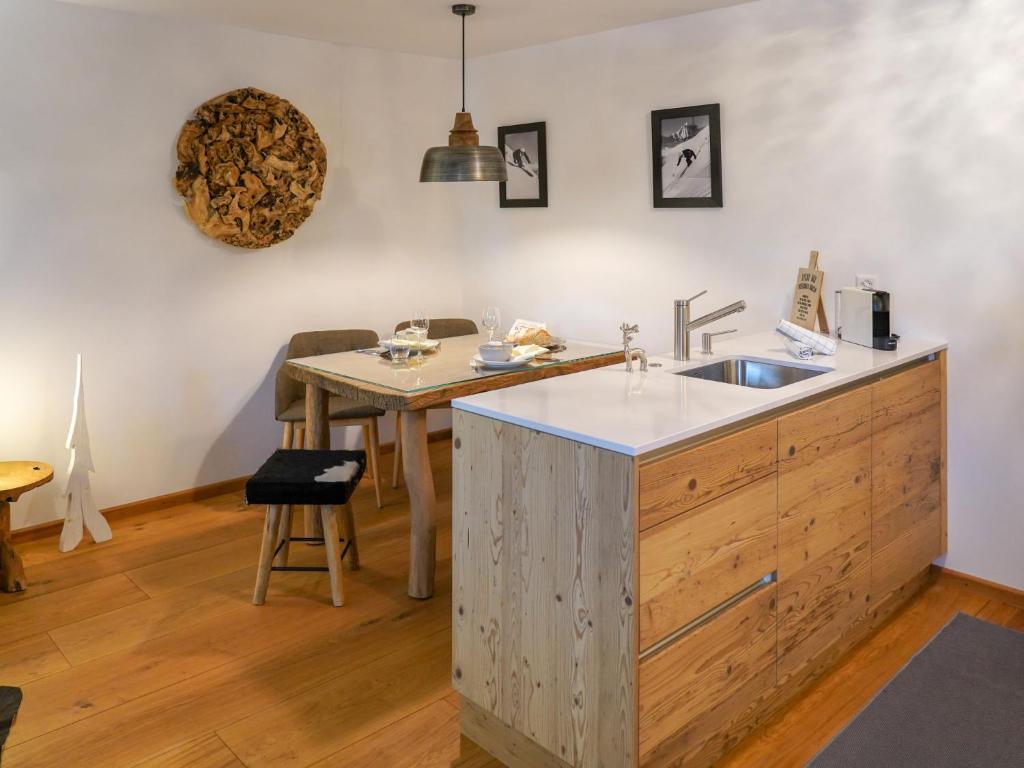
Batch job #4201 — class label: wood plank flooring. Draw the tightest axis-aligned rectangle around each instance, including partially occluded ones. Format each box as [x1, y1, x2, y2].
[1, 439, 1020, 767]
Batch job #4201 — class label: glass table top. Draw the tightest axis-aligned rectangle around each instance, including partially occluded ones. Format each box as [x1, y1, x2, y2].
[288, 333, 619, 394]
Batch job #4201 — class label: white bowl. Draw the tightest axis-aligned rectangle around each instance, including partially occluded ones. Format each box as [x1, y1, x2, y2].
[479, 342, 513, 362]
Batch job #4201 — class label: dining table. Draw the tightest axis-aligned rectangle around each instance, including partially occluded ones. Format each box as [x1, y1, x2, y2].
[286, 332, 622, 598]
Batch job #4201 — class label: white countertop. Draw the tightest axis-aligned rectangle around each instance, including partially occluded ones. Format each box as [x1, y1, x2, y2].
[452, 332, 947, 456]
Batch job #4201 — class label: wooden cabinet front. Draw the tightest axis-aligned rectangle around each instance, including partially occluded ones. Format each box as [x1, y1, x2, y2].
[871, 359, 943, 599]
[777, 387, 873, 681]
[639, 475, 778, 651]
[638, 584, 777, 767]
[639, 421, 777, 531]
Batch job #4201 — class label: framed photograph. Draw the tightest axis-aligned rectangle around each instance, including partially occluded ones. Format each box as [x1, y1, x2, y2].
[498, 122, 547, 208]
[651, 104, 722, 208]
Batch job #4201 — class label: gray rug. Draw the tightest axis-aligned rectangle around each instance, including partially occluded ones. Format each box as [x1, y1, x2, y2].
[0, 686, 21, 765]
[809, 613, 1024, 767]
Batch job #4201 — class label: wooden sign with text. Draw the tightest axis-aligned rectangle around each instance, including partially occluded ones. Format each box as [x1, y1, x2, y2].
[789, 250, 830, 333]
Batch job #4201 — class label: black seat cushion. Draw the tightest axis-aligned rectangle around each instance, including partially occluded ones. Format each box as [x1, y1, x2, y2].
[245, 450, 366, 506]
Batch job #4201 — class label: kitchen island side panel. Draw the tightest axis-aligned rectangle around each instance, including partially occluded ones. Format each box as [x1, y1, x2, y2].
[452, 410, 638, 767]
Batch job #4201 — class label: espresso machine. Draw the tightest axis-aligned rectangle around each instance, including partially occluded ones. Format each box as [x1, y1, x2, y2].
[835, 287, 899, 350]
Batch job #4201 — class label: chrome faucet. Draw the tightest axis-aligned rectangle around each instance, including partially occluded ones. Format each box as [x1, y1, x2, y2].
[674, 291, 747, 361]
[620, 323, 648, 373]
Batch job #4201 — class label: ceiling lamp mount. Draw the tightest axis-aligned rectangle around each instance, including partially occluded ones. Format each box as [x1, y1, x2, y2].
[420, 4, 507, 183]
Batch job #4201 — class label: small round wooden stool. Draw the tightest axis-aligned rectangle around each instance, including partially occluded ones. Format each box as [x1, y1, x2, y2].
[0, 461, 54, 593]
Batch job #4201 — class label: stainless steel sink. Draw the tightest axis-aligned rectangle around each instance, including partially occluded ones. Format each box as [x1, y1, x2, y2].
[674, 357, 828, 389]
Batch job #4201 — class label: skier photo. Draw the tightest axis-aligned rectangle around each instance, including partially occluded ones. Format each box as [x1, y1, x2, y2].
[498, 121, 548, 207]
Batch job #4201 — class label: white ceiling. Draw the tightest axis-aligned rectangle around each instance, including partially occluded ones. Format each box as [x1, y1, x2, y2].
[57, 0, 756, 58]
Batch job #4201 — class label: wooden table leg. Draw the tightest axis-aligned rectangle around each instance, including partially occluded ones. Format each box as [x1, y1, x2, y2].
[304, 383, 329, 539]
[0, 501, 27, 593]
[401, 409, 437, 599]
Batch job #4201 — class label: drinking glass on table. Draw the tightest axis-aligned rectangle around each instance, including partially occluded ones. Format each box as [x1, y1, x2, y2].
[390, 339, 411, 365]
[482, 306, 501, 342]
[410, 311, 430, 341]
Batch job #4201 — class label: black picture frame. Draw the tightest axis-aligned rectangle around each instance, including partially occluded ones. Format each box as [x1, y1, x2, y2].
[498, 122, 547, 208]
[651, 104, 722, 208]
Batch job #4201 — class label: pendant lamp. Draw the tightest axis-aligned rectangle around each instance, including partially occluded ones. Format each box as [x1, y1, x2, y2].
[420, 4, 507, 183]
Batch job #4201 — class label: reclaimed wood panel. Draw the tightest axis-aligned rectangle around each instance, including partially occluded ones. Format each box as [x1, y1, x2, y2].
[777, 387, 872, 576]
[639, 421, 777, 531]
[777, 387, 872, 682]
[452, 411, 637, 768]
[639, 475, 778, 650]
[460, 700, 572, 768]
[638, 584, 777, 765]
[872, 360, 943, 599]
[777, 540, 870, 682]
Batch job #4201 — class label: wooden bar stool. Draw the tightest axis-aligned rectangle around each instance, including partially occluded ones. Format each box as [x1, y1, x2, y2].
[247, 449, 365, 607]
[1, 462, 54, 593]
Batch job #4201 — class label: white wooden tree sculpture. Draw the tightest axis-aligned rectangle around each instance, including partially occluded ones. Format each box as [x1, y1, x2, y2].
[60, 355, 112, 552]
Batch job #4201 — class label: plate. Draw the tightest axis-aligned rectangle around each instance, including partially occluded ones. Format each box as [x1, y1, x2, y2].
[472, 354, 536, 370]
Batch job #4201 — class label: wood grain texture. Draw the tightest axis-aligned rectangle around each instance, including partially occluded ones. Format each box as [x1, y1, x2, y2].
[639, 475, 778, 650]
[0, 633, 70, 687]
[1, 463, 53, 592]
[452, 411, 637, 767]
[936, 566, 1024, 610]
[403, 410, 438, 599]
[132, 734, 245, 768]
[311, 699, 462, 768]
[0, 462, 54, 502]
[304, 383, 329, 537]
[638, 421, 777, 531]
[871, 360, 943, 599]
[777, 387, 872, 682]
[460, 700, 572, 768]
[777, 387, 872, 576]
[173, 87, 326, 249]
[638, 584, 777, 766]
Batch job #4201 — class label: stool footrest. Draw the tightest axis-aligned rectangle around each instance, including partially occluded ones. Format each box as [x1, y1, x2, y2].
[271, 536, 353, 567]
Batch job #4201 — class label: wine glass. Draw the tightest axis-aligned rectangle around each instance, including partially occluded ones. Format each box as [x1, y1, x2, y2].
[410, 310, 430, 342]
[482, 306, 501, 342]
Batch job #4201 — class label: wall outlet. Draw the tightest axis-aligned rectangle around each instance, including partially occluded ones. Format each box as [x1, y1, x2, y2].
[855, 273, 879, 291]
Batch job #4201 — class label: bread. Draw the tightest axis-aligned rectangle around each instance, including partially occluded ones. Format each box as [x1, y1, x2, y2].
[512, 328, 554, 346]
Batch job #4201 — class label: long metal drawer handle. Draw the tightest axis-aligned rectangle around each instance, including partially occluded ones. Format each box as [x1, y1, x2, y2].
[639, 572, 777, 662]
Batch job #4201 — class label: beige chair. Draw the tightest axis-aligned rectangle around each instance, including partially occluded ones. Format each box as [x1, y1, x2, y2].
[390, 318, 479, 489]
[276, 329, 384, 508]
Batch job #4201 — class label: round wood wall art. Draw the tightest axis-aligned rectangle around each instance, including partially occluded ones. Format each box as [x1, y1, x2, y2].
[173, 87, 327, 249]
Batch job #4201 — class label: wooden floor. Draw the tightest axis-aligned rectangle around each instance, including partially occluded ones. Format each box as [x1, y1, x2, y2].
[1, 439, 1021, 768]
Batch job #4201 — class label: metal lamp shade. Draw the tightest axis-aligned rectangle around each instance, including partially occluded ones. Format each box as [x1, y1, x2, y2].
[420, 111, 507, 183]
[420, 145, 507, 182]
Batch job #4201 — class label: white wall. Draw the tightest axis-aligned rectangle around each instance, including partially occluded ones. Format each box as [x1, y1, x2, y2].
[459, 0, 1024, 589]
[0, 0, 467, 527]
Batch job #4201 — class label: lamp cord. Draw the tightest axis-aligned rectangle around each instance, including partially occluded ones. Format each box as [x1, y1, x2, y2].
[461, 12, 466, 112]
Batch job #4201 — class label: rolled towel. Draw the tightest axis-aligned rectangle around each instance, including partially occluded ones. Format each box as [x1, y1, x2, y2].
[776, 319, 837, 356]
[781, 335, 814, 360]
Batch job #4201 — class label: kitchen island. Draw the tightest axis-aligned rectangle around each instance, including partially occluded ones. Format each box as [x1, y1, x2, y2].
[450, 333, 947, 767]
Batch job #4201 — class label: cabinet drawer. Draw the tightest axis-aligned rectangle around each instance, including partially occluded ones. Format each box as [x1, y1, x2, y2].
[639, 584, 777, 767]
[639, 475, 778, 650]
[639, 420, 777, 531]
